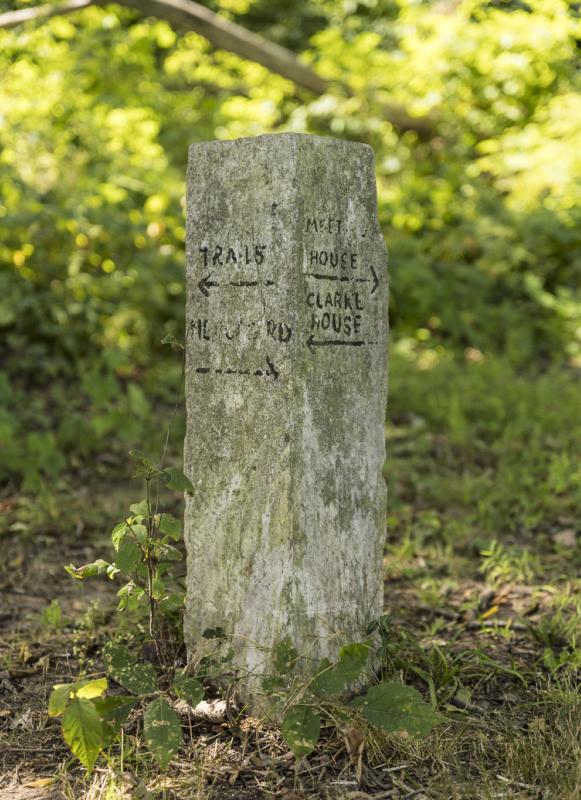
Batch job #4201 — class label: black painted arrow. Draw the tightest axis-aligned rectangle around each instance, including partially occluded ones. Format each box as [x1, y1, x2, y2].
[307, 335, 369, 352]
[197, 273, 275, 296]
[195, 356, 280, 380]
[368, 264, 379, 295]
[265, 356, 279, 380]
[197, 273, 220, 297]
[306, 264, 379, 295]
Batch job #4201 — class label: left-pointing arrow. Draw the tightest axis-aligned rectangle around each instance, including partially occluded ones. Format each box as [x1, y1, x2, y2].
[307, 335, 367, 351]
[197, 273, 220, 297]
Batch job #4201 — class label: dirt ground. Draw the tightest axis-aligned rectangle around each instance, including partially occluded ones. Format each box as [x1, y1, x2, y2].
[0, 489, 579, 800]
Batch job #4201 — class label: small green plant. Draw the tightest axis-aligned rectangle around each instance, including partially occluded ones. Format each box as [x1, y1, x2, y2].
[528, 591, 581, 673]
[49, 335, 199, 771]
[264, 634, 445, 759]
[479, 540, 540, 587]
[65, 457, 191, 650]
[39, 599, 64, 630]
[48, 643, 204, 771]
[65, 334, 188, 654]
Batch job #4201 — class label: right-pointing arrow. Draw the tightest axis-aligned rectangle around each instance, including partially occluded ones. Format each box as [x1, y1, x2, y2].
[369, 264, 379, 295]
[307, 264, 379, 293]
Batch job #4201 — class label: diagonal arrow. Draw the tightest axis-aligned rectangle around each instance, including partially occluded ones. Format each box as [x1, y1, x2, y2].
[197, 273, 220, 297]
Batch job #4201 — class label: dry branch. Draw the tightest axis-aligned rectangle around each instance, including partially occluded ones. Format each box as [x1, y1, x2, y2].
[0, 0, 92, 29]
[114, 0, 329, 95]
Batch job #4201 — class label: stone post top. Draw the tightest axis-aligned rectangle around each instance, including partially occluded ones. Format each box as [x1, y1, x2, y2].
[188, 132, 375, 156]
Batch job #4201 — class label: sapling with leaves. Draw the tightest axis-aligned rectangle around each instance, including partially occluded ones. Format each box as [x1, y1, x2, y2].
[66, 334, 188, 659]
[49, 335, 205, 771]
[67, 458, 191, 653]
[50, 334, 444, 773]
[266, 630, 445, 761]
[48, 622, 445, 772]
[48, 643, 204, 771]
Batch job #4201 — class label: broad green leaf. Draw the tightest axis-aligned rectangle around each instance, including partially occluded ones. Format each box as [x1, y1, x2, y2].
[154, 543, 182, 562]
[65, 559, 111, 580]
[93, 695, 137, 746]
[273, 637, 298, 675]
[151, 576, 167, 600]
[312, 642, 370, 696]
[158, 513, 181, 540]
[62, 697, 104, 771]
[111, 523, 129, 551]
[103, 643, 157, 694]
[172, 673, 204, 706]
[161, 467, 194, 493]
[143, 697, 182, 768]
[115, 538, 141, 574]
[129, 524, 148, 546]
[351, 681, 444, 739]
[112, 523, 147, 551]
[49, 678, 107, 717]
[129, 499, 150, 517]
[261, 675, 286, 694]
[49, 683, 76, 717]
[76, 678, 108, 700]
[281, 705, 321, 759]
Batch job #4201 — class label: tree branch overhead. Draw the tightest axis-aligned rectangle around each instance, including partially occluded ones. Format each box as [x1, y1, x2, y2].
[0, 0, 434, 135]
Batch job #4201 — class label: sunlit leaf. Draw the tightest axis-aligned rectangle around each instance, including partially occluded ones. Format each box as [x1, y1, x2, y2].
[76, 678, 108, 700]
[48, 678, 107, 717]
[61, 698, 104, 771]
[65, 559, 111, 580]
[129, 499, 150, 517]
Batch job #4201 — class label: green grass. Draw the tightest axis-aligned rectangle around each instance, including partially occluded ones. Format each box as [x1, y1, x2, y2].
[1, 353, 580, 797]
[388, 353, 581, 576]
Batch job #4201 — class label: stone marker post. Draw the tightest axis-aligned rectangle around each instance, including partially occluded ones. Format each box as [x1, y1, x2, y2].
[184, 133, 388, 703]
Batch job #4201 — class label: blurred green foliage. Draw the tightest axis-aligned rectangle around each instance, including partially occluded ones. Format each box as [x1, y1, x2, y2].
[0, 0, 579, 491]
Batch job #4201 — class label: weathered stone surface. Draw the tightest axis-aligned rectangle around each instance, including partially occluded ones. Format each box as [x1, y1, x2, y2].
[184, 133, 388, 701]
